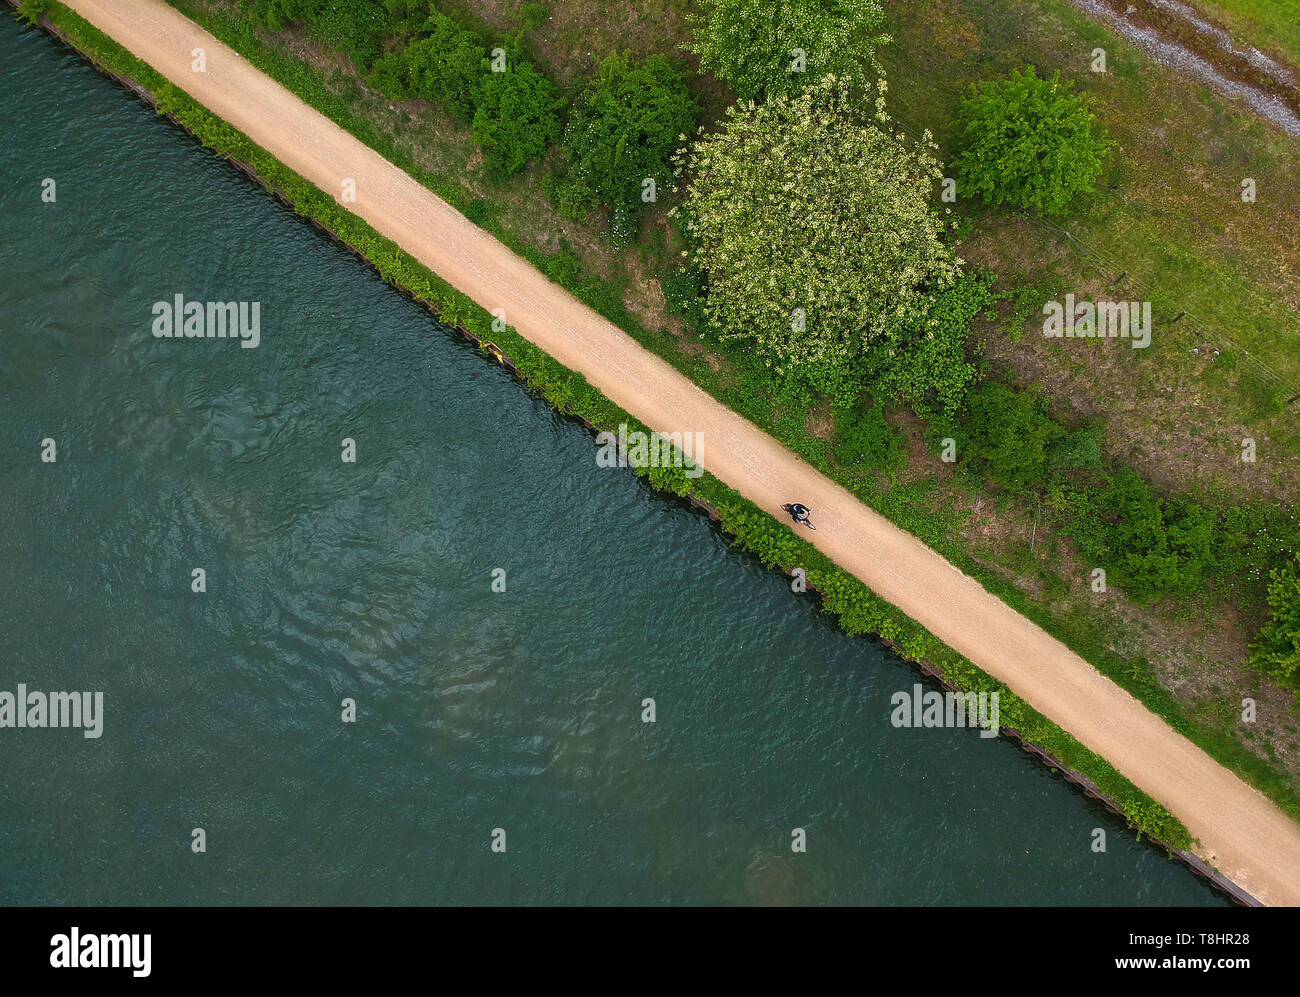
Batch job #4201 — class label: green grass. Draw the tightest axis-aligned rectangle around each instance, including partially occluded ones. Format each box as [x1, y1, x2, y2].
[882, 0, 1300, 504]
[1189, 0, 1300, 64]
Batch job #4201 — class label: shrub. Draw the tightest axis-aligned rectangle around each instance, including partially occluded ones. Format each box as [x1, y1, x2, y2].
[245, 0, 386, 68]
[1099, 469, 1215, 594]
[962, 381, 1064, 491]
[865, 271, 991, 420]
[16, 0, 51, 24]
[955, 66, 1111, 216]
[834, 399, 902, 472]
[369, 13, 485, 119]
[1251, 557, 1300, 687]
[660, 263, 713, 333]
[564, 53, 699, 220]
[541, 171, 597, 222]
[471, 59, 564, 177]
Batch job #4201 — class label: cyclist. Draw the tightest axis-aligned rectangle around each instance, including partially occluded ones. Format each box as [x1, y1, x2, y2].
[782, 503, 816, 530]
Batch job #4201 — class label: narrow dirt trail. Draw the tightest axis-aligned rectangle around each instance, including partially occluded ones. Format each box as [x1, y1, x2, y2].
[59, 0, 1300, 905]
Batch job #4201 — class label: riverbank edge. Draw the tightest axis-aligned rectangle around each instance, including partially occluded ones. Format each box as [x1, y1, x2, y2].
[12, 0, 1261, 906]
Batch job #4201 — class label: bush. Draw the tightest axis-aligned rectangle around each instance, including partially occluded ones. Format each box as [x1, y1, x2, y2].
[660, 263, 713, 333]
[564, 52, 699, 222]
[1251, 557, 1300, 687]
[962, 381, 1064, 491]
[471, 59, 564, 177]
[541, 171, 597, 222]
[312, 0, 385, 67]
[865, 271, 991, 421]
[834, 399, 901, 472]
[245, 0, 386, 68]
[16, 0, 51, 24]
[955, 66, 1111, 216]
[369, 13, 485, 119]
[1096, 469, 1216, 594]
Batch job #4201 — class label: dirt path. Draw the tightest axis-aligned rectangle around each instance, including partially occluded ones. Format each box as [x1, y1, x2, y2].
[59, 0, 1300, 904]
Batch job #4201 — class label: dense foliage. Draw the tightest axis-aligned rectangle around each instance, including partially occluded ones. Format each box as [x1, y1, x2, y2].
[370, 11, 485, 119]
[963, 382, 1064, 491]
[955, 379, 1299, 603]
[866, 272, 991, 420]
[676, 78, 959, 377]
[471, 58, 564, 177]
[370, 16, 561, 177]
[955, 66, 1110, 216]
[833, 398, 902, 472]
[563, 52, 699, 223]
[683, 0, 888, 100]
[1250, 558, 1300, 686]
[241, 0, 387, 66]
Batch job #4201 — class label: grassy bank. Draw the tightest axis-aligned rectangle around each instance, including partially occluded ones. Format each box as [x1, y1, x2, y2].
[11, 0, 1212, 852]
[881, 0, 1300, 506]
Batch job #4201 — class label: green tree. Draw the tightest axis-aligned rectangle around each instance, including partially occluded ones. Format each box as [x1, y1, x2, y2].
[675, 78, 960, 374]
[955, 66, 1111, 216]
[244, 0, 386, 67]
[1250, 557, 1300, 686]
[370, 13, 485, 120]
[963, 381, 1064, 491]
[683, 0, 888, 100]
[866, 272, 990, 420]
[471, 59, 564, 177]
[564, 53, 699, 219]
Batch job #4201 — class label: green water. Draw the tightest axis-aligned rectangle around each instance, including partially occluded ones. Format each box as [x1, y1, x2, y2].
[0, 16, 1224, 906]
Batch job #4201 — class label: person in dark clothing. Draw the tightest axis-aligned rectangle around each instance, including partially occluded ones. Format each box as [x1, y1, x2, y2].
[782, 503, 815, 530]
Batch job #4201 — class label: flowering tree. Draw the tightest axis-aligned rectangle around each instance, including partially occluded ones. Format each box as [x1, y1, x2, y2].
[675, 78, 960, 375]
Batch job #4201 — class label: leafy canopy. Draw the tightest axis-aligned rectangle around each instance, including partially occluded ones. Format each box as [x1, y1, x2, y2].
[472, 58, 564, 178]
[684, 0, 889, 101]
[564, 52, 700, 214]
[244, 0, 386, 66]
[370, 12, 485, 120]
[1251, 557, 1300, 686]
[675, 77, 960, 373]
[955, 66, 1111, 216]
